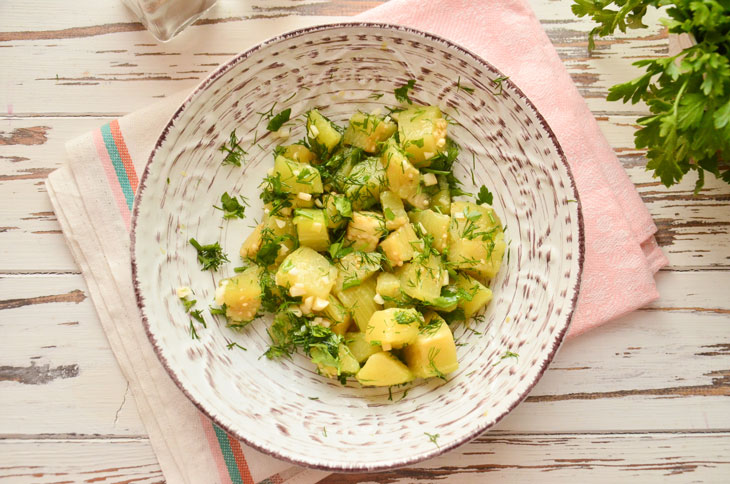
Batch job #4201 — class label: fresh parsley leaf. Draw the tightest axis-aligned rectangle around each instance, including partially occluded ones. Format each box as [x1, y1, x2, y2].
[394, 79, 416, 104]
[384, 207, 396, 221]
[214, 192, 248, 219]
[333, 196, 352, 218]
[476, 185, 494, 205]
[189, 238, 229, 271]
[219, 130, 247, 166]
[266, 108, 291, 132]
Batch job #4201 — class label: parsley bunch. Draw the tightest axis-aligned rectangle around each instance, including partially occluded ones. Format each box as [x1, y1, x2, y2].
[572, 0, 730, 192]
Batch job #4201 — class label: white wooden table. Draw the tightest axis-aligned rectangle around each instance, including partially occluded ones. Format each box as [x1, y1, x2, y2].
[2, 1, 729, 482]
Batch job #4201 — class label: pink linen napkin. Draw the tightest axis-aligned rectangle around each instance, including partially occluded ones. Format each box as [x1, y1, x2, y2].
[46, 0, 667, 483]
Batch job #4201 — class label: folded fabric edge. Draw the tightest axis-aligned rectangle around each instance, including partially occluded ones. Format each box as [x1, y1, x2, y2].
[46, 168, 189, 484]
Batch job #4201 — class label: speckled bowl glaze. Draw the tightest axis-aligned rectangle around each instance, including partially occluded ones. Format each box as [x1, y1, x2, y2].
[132, 23, 584, 472]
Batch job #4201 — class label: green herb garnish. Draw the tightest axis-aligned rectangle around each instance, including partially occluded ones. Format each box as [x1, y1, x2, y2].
[475, 185, 494, 205]
[424, 432, 440, 448]
[394, 79, 416, 104]
[219, 130, 247, 166]
[266, 108, 291, 132]
[189, 238, 229, 271]
[214, 192, 249, 219]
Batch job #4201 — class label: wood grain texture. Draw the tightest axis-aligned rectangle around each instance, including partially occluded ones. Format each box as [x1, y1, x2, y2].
[2, 433, 729, 484]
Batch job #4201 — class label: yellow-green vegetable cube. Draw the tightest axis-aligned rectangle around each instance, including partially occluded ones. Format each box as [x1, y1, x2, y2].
[396, 105, 448, 166]
[345, 332, 382, 363]
[306, 109, 342, 155]
[336, 277, 379, 332]
[322, 294, 352, 335]
[430, 175, 451, 213]
[215, 266, 263, 323]
[346, 211, 386, 252]
[380, 190, 409, 230]
[239, 223, 263, 259]
[447, 201, 505, 280]
[379, 223, 419, 267]
[381, 138, 420, 200]
[344, 157, 386, 210]
[335, 251, 382, 292]
[275, 247, 337, 299]
[282, 144, 316, 164]
[323, 193, 351, 229]
[376, 272, 400, 298]
[365, 307, 422, 350]
[293, 209, 329, 252]
[343, 112, 397, 153]
[356, 351, 414, 386]
[397, 254, 446, 302]
[454, 273, 493, 318]
[409, 209, 450, 252]
[403, 313, 458, 378]
[273, 155, 323, 194]
[314, 343, 360, 378]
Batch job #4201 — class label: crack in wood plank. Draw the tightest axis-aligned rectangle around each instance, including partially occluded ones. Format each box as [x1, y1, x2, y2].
[0, 289, 86, 310]
[0, 126, 49, 145]
[0, 362, 79, 385]
[526, 370, 730, 402]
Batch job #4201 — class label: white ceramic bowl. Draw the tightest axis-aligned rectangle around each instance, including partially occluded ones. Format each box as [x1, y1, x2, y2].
[132, 23, 583, 472]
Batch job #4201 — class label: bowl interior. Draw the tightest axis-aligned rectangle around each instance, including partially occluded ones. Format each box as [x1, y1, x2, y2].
[132, 23, 582, 471]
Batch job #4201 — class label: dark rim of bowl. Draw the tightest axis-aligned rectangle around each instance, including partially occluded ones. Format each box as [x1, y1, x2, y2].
[131, 21, 585, 473]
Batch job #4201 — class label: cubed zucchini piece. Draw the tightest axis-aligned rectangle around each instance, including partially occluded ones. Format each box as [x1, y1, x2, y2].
[345, 332, 382, 363]
[239, 222, 263, 259]
[454, 273, 493, 318]
[381, 138, 420, 201]
[343, 157, 386, 210]
[281, 143, 316, 164]
[379, 223, 419, 267]
[356, 351, 414, 387]
[380, 190, 408, 230]
[430, 175, 451, 213]
[403, 312, 458, 378]
[293, 209, 329, 252]
[306, 109, 342, 156]
[405, 190, 431, 210]
[273, 155, 323, 194]
[409, 209, 450, 252]
[322, 294, 352, 335]
[397, 254, 446, 302]
[447, 201, 505, 280]
[275, 247, 337, 299]
[335, 251, 382, 292]
[335, 277, 378, 332]
[259, 214, 296, 266]
[396, 105, 448, 167]
[323, 193, 351, 229]
[313, 343, 360, 378]
[214, 266, 263, 323]
[365, 307, 422, 351]
[343, 112, 397, 153]
[329, 147, 362, 192]
[376, 272, 401, 298]
[345, 211, 386, 252]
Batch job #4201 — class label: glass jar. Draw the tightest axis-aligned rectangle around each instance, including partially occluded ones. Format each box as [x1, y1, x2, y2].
[122, 0, 218, 42]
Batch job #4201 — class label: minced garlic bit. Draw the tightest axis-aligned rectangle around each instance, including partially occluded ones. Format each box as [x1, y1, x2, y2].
[373, 293, 385, 305]
[422, 173, 438, 186]
[297, 192, 312, 201]
[312, 297, 330, 311]
[289, 283, 306, 297]
[275, 218, 286, 229]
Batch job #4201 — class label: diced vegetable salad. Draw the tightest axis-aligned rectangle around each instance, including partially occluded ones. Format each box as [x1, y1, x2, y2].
[195, 103, 506, 387]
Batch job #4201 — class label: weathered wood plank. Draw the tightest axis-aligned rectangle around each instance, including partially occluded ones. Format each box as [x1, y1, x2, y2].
[1, 433, 729, 484]
[1, 115, 728, 272]
[0, 0, 666, 116]
[0, 439, 163, 484]
[0, 274, 145, 436]
[1, 271, 728, 437]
